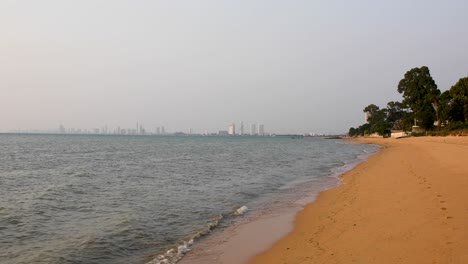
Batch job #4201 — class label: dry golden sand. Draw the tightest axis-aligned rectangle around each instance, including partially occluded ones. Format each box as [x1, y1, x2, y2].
[249, 136, 468, 264]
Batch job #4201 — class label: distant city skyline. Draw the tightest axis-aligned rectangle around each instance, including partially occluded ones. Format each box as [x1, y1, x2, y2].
[3, 121, 332, 136]
[2, 119, 304, 135]
[1, 1, 467, 134]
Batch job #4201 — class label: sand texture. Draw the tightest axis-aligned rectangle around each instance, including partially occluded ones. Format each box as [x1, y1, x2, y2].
[249, 136, 468, 264]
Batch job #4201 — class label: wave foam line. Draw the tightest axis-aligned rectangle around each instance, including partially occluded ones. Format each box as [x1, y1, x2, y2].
[147, 214, 223, 264]
[148, 205, 250, 264]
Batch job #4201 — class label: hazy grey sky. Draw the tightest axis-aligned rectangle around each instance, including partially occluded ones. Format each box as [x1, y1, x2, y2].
[1, 1, 467, 134]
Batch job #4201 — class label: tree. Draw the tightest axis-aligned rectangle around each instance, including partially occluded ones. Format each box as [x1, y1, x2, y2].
[363, 104, 390, 136]
[348, 127, 357, 137]
[400, 111, 415, 131]
[449, 77, 468, 123]
[358, 123, 371, 136]
[397, 66, 441, 129]
[438, 90, 452, 125]
[364, 104, 385, 124]
[348, 123, 372, 137]
[386, 101, 405, 130]
[418, 105, 435, 130]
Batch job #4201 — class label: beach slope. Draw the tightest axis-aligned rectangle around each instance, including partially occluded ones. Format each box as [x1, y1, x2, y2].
[249, 137, 468, 264]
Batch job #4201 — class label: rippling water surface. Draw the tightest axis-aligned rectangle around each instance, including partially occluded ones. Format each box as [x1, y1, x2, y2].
[0, 134, 378, 264]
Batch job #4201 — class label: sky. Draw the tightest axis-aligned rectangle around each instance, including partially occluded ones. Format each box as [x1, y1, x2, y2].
[1, 1, 467, 134]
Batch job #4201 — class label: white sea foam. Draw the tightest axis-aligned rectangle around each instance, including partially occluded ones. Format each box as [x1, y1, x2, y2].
[148, 205, 250, 264]
[233, 205, 248, 216]
[147, 215, 223, 264]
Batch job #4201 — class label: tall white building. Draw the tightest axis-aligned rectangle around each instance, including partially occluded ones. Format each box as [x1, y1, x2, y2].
[250, 124, 256, 135]
[258, 124, 264, 136]
[228, 123, 236, 135]
[240, 121, 244, 135]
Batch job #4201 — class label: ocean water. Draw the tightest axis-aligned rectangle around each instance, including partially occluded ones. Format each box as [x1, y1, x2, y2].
[0, 134, 378, 264]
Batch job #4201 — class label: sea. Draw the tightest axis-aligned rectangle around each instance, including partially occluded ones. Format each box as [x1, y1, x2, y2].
[0, 134, 379, 264]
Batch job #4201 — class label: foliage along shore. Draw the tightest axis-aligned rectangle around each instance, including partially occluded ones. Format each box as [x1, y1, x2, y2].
[348, 66, 468, 137]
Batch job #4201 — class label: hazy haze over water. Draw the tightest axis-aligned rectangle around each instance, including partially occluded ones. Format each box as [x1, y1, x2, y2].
[1, 1, 467, 134]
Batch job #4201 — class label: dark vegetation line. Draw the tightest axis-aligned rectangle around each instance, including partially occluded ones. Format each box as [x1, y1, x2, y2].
[349, 66, 468, 137]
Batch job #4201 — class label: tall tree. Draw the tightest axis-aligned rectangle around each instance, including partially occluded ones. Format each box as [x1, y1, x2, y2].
[449, 77, 468, 123]
[397, 66, 441, 128]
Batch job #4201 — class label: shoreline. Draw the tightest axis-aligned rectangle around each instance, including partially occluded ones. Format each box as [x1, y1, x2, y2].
[249, 136, 468, 264]
[178, 140, 379, 264]
[178, 172, 338, 264]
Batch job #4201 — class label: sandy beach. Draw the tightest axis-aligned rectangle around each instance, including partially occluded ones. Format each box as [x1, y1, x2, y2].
[249, 136, 468, 264]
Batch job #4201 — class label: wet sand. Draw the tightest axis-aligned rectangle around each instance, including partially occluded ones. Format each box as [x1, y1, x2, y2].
[249, 136, 468, 264]
[179, 208, 298, 264]
[180, 175, 338, 264]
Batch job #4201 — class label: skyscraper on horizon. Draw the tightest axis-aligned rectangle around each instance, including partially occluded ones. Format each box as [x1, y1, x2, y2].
[258, 124, 264, 136]
[240, 121, 244, 135]
[250, 123, 256, 136]
[228, 123, 236, 136]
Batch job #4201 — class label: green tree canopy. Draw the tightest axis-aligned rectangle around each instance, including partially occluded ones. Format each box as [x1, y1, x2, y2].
[363, 104, 390, 136]
[386, 101, 405, 130]
[363, 104, 384, 124]
[449, 77, 468, 123]
[397, 66, 440, 127]
[348, 123, 371, 137]
[348, 70, 467, 137]
[438, 90, 452, 124]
